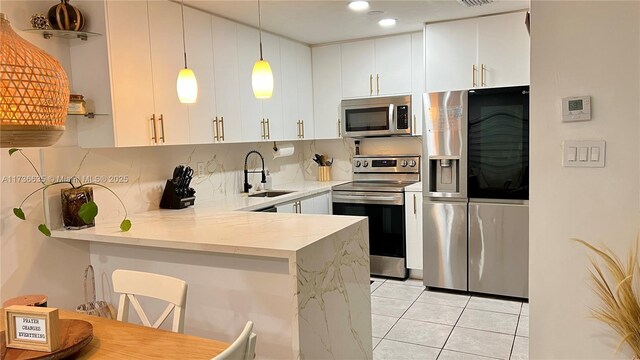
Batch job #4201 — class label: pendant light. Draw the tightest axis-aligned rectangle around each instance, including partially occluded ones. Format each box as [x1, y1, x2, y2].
[176, 0, 198, 104]
[0, 13, 69, 148]
[252, 0, 273, 99]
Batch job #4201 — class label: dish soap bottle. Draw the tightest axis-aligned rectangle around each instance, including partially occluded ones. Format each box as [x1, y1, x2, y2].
[264, 170, 273, 190]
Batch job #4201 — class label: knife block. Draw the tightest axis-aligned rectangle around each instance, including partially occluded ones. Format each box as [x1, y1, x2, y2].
[160, 179, 196, 209]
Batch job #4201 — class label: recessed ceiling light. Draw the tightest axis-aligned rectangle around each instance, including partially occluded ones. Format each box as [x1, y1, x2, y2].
[378, 18, 397, 27]
[348, 1, 370, 11]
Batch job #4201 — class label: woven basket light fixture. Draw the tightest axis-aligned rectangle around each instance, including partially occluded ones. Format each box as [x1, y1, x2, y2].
[1, 13, 69, 148]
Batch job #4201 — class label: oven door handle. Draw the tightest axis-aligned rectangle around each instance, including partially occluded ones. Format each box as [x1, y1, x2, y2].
[332, 193, 404, 205]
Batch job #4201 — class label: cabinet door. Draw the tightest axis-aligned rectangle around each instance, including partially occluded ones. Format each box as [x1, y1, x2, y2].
[184, 6, 216, 144]
[299, 198, 314, 214]
[312, 44, 342, 139]
[405, 192, 423, 270]
[260, 32, 283, 141]
[236, 24, 263, 142]
[374, 35, 412, 96]
[341, 40, 375, 98]
[105, 0, 155, 147]
[411, 32, 424, 136]
[425, 18, 478, 92]
[212, 16, 242, 143]
[147, 1, 190, 145]
[297, 44, 314, 139]
[477, 12, 530, 88]
[276, 202, 296, 214]
[280, 38, 299, 140]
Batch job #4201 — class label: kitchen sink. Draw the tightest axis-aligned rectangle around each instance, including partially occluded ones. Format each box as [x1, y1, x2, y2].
[248, 191, 294, 198]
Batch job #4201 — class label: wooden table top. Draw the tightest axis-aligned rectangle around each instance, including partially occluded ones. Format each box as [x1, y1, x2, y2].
[2, 309, 229, 359]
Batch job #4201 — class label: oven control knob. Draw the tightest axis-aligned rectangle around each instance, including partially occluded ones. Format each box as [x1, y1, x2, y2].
[409, 160, 417, 167]
[362, 160, 369, 167]
[401, 160, 408, 167]
[354, 160, 362, 167]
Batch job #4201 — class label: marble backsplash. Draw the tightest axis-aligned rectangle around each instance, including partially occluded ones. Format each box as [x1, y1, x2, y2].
[31, 136, 420, 229]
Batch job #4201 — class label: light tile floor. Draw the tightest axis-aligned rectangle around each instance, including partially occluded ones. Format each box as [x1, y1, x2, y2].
[371, 278, 528, 360]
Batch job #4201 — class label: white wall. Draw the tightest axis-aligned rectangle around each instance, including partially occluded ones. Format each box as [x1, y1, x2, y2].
[530, 1, 640, 358]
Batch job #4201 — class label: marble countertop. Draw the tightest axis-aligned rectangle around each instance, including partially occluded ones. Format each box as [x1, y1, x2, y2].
[194, 180, 349, 212]
[50, 180, 364, 260]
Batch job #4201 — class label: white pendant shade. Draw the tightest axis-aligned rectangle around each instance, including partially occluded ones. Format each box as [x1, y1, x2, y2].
[252, 59, 273, 99]
[177, 68, 198, 104]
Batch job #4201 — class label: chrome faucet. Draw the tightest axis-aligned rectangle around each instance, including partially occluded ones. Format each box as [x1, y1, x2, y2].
[243, 150, 266, 193]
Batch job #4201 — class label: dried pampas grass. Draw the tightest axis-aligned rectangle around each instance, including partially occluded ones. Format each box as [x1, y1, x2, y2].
[574, 238, 640, 357]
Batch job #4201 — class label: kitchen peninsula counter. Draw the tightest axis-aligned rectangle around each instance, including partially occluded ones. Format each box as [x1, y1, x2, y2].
[50, 183, 372, 360]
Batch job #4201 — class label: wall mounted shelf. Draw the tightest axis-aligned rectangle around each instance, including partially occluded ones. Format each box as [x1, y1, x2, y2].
[23, 29, 101, 41]
[67, 113, 108, 119]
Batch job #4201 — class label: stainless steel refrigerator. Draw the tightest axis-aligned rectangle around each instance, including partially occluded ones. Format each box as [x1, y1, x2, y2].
[423, 86, 530, 298]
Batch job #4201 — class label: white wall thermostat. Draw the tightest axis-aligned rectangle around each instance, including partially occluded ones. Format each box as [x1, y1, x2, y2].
[562, 96, 591, 122]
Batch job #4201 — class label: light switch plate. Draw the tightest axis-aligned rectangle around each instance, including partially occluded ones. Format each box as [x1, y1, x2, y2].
[562, 140, 605, 167]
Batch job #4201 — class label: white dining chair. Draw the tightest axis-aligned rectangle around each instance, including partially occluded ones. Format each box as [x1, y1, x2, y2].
[112, 269, 188, 333]
[212, 321, 257, 360]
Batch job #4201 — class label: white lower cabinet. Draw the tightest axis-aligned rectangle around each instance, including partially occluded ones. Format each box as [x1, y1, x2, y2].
[405, 191, 423, 271]
[276, 192, 331, 215]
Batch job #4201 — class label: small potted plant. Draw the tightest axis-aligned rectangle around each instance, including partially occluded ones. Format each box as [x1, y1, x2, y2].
[9, 148, 132, 236]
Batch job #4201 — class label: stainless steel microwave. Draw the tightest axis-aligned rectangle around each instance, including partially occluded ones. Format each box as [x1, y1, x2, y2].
[341, 95, 411, 137]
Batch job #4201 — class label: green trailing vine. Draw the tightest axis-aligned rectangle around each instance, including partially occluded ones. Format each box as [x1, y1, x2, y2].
[9, 148, 132, 236]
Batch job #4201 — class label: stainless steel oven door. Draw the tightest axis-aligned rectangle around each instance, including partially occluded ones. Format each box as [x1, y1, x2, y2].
[332, 191, 407, 279]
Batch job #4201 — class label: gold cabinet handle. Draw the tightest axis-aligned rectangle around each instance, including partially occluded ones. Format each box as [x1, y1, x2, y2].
[338, 119, 341, 137]
[158, 114, 165, 143]
[219, 116, 225, 141]
[301, 119, 304, 139]
[213, 117, 219, 142]
[376, 74, 380, 95]
[413, 194, 417, 215]
[150, 114, 157, 143]
[369, 74, 373, 96]
[298, 200, 302, 213]
[472, 64, 477, 87]
[296, 120, 301, 138]
[261, 119, 266, 140]
[481, 64, 486, 87]
[266, 118, 270, 139]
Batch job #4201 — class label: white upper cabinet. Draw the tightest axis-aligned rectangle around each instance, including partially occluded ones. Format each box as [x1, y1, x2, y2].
[425, 18, 478, 92]
[312, 44, 342, 139]
[341, 35, 412, 98]
[297, 44, 314, 139]
[147, 1, 190, 145]
[477, 12, 530, 88]
[260, 32, 284, 141]
[341, 40, 375, 98]
[211, 16, 242, 143]
[104, 0, 155, 147]
[425, 12, 530, 92]
[236, 24, 263, 142]
[183, 6, 216, 144]
[281, 39, 315, 140]
[374, 34, 412, 96]
[411, 32, 424, 136]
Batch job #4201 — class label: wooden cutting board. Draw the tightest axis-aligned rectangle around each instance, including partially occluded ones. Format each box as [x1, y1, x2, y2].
[3, 319, 93, 360]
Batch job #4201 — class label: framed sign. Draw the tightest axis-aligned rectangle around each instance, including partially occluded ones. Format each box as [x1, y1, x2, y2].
[4, 305, 60, 352]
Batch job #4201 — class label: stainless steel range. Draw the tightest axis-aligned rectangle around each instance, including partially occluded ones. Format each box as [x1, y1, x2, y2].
[332, 155, 420, 279]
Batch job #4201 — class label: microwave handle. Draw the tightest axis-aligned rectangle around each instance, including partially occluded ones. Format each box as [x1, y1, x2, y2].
[389, 104, 395, 130]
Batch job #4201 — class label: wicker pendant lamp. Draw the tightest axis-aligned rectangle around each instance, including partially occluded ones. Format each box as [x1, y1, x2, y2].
[0, 13, 69, 148]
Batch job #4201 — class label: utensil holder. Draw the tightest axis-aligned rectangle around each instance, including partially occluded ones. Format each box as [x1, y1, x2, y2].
[318, 166, 331, 182]
[160, 179, 196, 209]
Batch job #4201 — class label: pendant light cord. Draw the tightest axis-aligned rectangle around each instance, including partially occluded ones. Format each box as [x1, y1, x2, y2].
[181, 0, 188, 68]
[258, 0, 263, 60]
